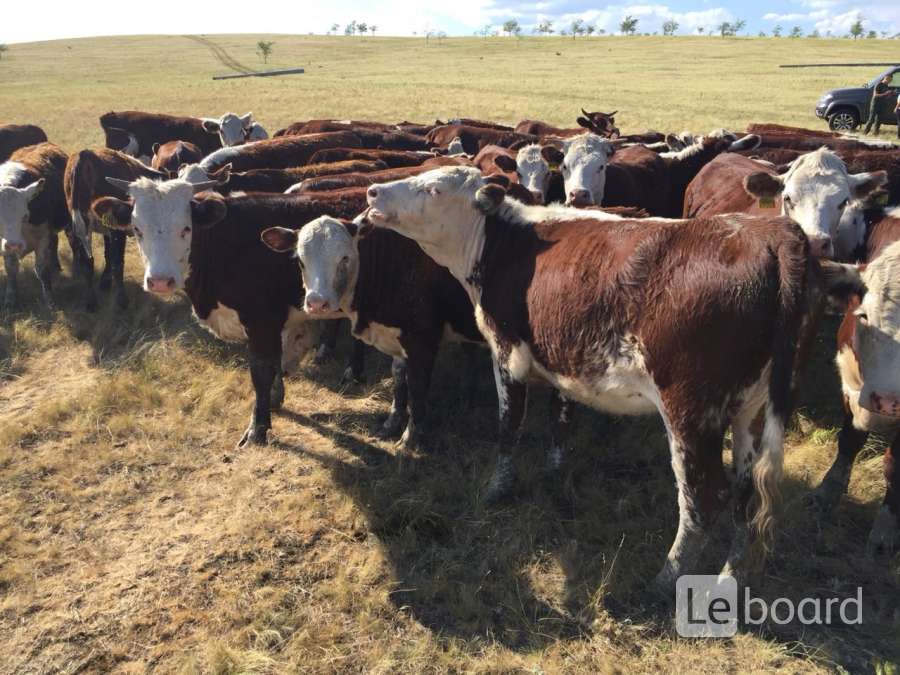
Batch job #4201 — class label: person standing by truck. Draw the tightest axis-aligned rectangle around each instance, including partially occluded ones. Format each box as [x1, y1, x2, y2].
[864, 74, 894, 135]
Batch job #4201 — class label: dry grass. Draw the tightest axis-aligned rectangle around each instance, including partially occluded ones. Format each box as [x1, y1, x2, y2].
[0, 34, 899, 674]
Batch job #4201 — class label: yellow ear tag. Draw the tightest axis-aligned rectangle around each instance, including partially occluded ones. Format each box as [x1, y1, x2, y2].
[101, 212, 114, 229]
[758, 197, 776, 209]
[547, 163, 559, 172]
[875, 193, 889, 205]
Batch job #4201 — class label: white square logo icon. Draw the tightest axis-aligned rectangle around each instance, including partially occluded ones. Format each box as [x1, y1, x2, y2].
[675, 575, 738, 638]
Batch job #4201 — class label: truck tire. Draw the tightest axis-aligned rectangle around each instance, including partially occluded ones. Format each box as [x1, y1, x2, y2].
[828, 108, 860, 131]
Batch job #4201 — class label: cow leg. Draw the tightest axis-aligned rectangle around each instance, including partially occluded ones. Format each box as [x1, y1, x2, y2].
[238, 321, 283, 448]
[460, 342, 482, 402]
[270, 370, 285, 411]
[484, 360, 528, 502]
[379, 358, 408, 439]
[47, 231, 62, 273]
[65, 229, 97, 311]
[547, 393, 574, 471]
[808, 410, 868, 515]
[3, 254, 19, 310]
[398, 342, 438, 451]
[654, 426, 729, 595]
[340, 338, 366, 385]
[315, 320, 340, 364]
[867, 433, 900, 558]
[99, 233, 113, 291]
[34, 238, 56, 311]
[109, 230, 128, 309]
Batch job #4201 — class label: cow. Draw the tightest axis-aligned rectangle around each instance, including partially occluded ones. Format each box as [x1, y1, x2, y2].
[438, 118, 513, 131]
[361, 165, 831, 594]
[684, 148, 888, 258]
[64, 148, 168, 309]
[308, 148, 435, 168]
[275, 119, 398, 136]
[260, 216, 484, 449]
[426, 125, 538, 155]
[746, 123, 895, 155]
[291, 157, 467, 193]
[0, 124, 48, 163]
[0, 143, 70, 310]
[514, 109, 620, 139]
[90, 182, 372, 447]
[99, 111, 264, 161]
[564, 130, 762, 215]
[810, 207, 900, 557]
[151, 141, 204, 176]
[225, 160, 388, 194]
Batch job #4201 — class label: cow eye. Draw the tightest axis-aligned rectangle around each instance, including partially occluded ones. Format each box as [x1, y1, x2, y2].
[838, 199, 849, 210]
[783, 196, 792, 207]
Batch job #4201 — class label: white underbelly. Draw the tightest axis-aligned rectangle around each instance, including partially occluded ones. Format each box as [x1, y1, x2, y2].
[352, 315, 406, 359]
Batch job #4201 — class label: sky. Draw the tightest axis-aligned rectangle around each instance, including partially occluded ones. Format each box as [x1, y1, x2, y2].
[4, 0, 900, 43]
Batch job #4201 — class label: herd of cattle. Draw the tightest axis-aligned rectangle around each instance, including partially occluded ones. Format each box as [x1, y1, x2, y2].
[1, 108, 899, 597]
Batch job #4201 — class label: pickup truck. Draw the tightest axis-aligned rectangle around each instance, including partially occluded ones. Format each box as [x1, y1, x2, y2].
[815, 65, 900, 131]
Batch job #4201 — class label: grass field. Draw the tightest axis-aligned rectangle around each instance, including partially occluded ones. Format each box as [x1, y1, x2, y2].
[1, 34, 899, 674]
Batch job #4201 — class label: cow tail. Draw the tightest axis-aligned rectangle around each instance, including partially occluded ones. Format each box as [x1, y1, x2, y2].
[65, 150, 96, 258]
[750, 235, 806, 557]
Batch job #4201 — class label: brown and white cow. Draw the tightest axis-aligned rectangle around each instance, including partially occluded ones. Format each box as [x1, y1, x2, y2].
[64, 148, 169, 309]
[151, 141, 204, 176]
[91, 183, 372, 446]
[0, 124, 48, 163]
[0, 143, 70, 310]
[426, 124, 538, 155]
[362, 165, 825, 593]
[261, 216, 484, 449]
[684, 148, 888, 258]
[515, 109, 620, 139]
[308, 147, 436, 168]
[289, 158, 468, 194]
[810, 207, 900, 556]
[225, 160, 388, 194]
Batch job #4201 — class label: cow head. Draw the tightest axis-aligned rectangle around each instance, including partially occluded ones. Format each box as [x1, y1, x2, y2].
[743, 148, 887, 258]
[446, 137, 466, 155]
[561, 134, 615, 207]
[825, 243, 900, 422]
[261, 216, 360, 315]
[0, 179, 43, 256]
[576, 109, 619, 138]
[365, 166, 488, 273]
[515, 144, 563, 205]
[90, 177, 221, 294]
[202, 112, 256, 147]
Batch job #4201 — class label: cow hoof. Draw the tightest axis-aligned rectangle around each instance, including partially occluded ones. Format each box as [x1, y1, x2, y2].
[377, 412, 407, 439]
[237, 425, 269, 448]
[397, 425, 425, 453]
[866, 507, 898, 560]
[340, 366, 364, 387]
[313, 344, 333, 365]
[804, 480, 843, 517]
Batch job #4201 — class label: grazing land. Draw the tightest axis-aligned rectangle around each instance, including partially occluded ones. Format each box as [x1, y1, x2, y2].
[0, 34, 898, 674]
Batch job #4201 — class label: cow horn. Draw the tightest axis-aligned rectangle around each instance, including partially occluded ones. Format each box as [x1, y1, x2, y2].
[581, 108, 590, 117]
[105, 177, 133, 192]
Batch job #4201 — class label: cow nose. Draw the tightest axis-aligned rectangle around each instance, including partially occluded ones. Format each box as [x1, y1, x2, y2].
[530, 190, 544, 204]
[305, 292, 330, 313]
[367, 186, 378, 200]
[868, 391, 900, 418]
[146, 276, 175, 293]
[809, 235, 833, 259]
[2, 241, 24, 254]
[567, 189, 592, 207]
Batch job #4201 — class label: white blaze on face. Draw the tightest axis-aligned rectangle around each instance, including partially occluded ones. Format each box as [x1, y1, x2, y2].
[295, 216, 358, 314]
[561, 134, 614, 207]
[126, 178, 196, 292]
[516, 145, 552, 203]
[0, 164, 41, 254]
[854, 240, 900, 416]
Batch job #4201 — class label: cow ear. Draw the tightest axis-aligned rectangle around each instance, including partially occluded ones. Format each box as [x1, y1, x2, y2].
[540, 145, 564, 166]
[817, 260, 866, 307]
[576, 116, 592, 130]
[91, 196, 134, 229]
[728, 134, 762, 152]
[190, 195, 227, 228]
[202, 120, 221, 134]
[241, 112, 254, 128]
[483, 174, 510, 188]
[493, 154, 517, 173]
[152, 143, 161, 155]
[208, 163, 232, 186]
[475, 183, 506, 214]
[260, 226, 298, 253]
[341, 218, 360, 239]
[743, 172, 784, 199]
[850, 170, 888, 199]
[665, 133, 681, 150]
[22, 179, 45, 201]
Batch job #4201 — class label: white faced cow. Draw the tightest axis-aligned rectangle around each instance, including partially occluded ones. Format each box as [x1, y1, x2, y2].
[515, 144, 563, 205]
[201, 112, 261, 148]
[560, 134, 615, 207]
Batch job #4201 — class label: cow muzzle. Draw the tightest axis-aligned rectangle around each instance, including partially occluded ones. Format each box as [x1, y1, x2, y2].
[146, 276, 176, 295]
[567, 189, 593, 208]
[808, 235, 833, 259]
[864, 391, 900, 419]
[305, 291, 331, 314]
